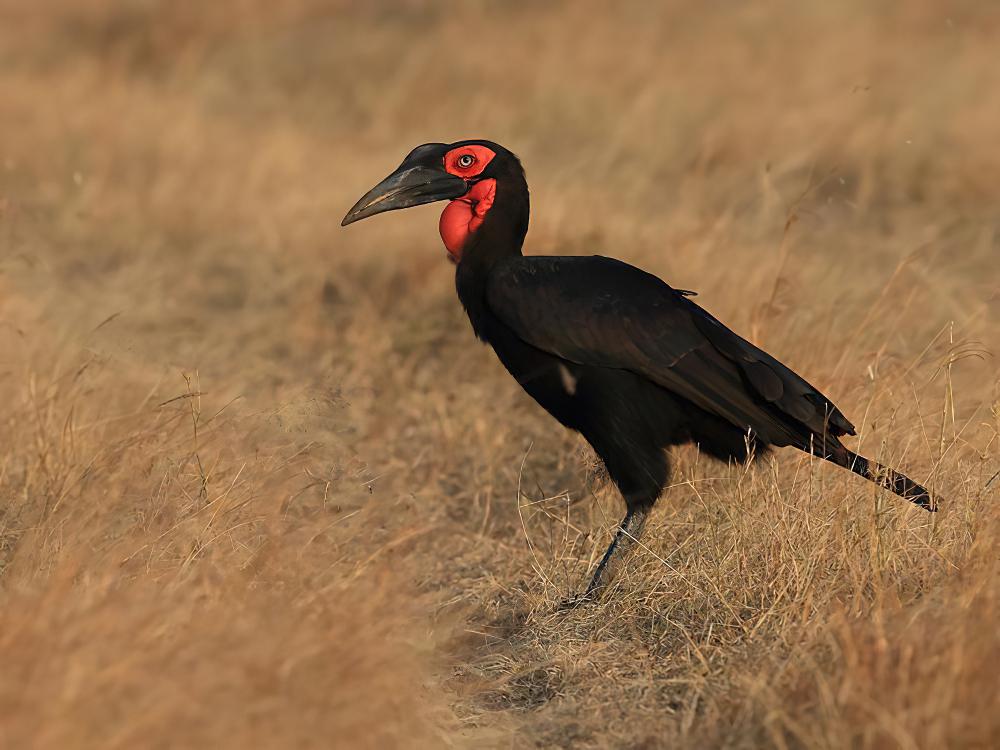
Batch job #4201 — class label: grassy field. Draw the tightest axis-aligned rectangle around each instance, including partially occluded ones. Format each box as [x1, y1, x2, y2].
[1, 1, 998, 747]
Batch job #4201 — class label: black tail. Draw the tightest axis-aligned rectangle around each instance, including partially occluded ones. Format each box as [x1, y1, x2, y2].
[813, 442, 937, 511]
[843, 451, 936, 511]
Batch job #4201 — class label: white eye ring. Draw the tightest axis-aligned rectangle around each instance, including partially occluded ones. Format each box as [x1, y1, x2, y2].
[457, 153, 475, 168]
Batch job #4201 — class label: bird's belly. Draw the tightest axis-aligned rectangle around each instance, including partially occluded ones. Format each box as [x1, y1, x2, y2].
[488, 335, 679, 446]
[481, 330, 579, 428]
[502, 353, 583, 430]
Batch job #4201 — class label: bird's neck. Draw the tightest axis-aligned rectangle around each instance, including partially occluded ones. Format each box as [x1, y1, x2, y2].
[460, 176, 528, 265]
[454, 176, 529, 337]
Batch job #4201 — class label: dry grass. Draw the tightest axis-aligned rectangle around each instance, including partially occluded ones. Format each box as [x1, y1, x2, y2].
[1, 1, 998, 747]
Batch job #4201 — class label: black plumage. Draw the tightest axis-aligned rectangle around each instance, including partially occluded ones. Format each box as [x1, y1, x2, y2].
[343, 140, 936, 600]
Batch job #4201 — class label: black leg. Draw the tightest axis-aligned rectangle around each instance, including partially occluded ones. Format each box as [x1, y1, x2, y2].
[562, 506, 649, 607]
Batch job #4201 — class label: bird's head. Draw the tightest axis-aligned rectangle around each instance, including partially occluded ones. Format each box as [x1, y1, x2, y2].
[341, 140, 525, 262]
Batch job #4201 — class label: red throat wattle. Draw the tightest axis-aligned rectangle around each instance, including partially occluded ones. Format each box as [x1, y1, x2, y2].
[437, 144, 498, 262]
[439, 178, 496, 261]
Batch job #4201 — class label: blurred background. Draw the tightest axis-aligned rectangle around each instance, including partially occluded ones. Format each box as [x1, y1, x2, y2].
[0, 1, 997, 748]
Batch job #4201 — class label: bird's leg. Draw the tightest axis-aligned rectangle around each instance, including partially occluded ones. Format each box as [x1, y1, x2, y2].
[562, 506, 649, 607]
[585, 507, 649, 596]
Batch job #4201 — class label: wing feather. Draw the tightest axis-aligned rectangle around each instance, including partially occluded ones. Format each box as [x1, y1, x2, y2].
[485, 255, 854, 446]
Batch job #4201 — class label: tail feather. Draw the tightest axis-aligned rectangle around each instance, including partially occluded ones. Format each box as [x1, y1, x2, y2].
[844, 451, 936, 511]
[812, 441, 937, 511]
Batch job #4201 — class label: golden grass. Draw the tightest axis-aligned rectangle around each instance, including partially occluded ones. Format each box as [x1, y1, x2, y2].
[0, 1, 997, 747]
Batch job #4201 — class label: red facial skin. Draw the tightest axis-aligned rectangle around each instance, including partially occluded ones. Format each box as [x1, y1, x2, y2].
[438, 145, 497, 262]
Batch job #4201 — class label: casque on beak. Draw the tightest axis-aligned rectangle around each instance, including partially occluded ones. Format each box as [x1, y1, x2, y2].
[341, 165, 468, 226]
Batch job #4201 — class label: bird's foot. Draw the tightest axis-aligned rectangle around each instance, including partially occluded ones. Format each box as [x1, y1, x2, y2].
[557, 590, 599, 611]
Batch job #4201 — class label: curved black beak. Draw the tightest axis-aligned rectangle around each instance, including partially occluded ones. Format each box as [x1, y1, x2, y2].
[341, 166, 469, 226]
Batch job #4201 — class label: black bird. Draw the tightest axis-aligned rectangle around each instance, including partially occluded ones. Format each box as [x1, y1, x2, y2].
[342, 140, 936, 600]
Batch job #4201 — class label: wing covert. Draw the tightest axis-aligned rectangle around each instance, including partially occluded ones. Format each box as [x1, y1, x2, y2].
[485, 255, 854, 445]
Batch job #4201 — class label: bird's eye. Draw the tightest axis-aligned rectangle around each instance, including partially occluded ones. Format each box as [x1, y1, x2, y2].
[457, 153, 476, 168]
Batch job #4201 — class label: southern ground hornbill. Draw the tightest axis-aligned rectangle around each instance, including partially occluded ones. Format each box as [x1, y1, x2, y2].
[342, 140, 936, 601]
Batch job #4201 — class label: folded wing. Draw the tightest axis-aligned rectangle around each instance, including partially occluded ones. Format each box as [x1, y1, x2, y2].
[485, 255, 854, 448]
